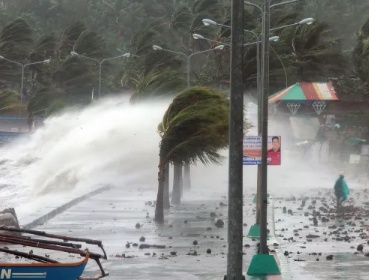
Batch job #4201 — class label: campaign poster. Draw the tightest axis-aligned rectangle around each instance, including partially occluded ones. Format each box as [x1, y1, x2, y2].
[243, 136, 281, 165]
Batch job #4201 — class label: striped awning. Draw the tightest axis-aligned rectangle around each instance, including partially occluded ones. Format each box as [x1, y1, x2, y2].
[269, 82, 339, 103]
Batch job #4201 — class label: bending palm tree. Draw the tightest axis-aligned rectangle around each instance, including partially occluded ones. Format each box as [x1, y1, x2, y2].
[155, 86, 229, 222]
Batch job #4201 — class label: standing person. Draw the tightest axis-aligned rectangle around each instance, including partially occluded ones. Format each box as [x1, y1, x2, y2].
[267, 136, 281, 165]
[334, 174, 349, 209]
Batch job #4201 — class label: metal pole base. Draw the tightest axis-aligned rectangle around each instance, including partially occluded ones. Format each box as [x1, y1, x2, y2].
[247, 224, 261, 238]
[247, 254, 281, 276]
[223, 275, 246, 280]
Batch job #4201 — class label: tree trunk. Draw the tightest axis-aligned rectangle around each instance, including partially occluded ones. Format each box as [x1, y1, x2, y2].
[163, 163, 170, 210]
[154, 162, 165, 223]
[171, 162, 182, 205]
[183, 163, 191, 191]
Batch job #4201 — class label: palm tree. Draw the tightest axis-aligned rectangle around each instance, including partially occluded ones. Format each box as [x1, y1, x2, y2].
[155, 86, 229, 222]
[129, 68, 186, 103]
[353, 18, 369, 86]
[0, 18, 33, 87]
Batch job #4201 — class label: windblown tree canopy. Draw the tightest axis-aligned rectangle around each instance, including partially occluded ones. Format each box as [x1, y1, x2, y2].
[0, 0, 369, 109]
[354, 18, 369, 86]
[159, 86, 230, 164]
[155, 86, 230, 222]
[0, 18, 34, 85]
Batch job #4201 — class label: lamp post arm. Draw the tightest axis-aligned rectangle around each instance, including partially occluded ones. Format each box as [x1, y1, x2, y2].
[270, 45, 288, 88]
[270, 22, 298, 32]
[24, 60, 47, 68]
[0, 57, 23, 67]
[76, 54, 100, 63]
[197, 36, 231, 46]
[244, 1, 263, 13]
[244, 41, 258, 47]
[100, 54, 129, 64]
[188, 48, 221, 59]
[187, 48, 222, 87]
[271, 0, 300, 9]
[157, 48, 188, 59]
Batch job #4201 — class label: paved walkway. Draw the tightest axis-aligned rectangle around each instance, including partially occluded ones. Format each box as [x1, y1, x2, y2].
[17, 187, 291, 279]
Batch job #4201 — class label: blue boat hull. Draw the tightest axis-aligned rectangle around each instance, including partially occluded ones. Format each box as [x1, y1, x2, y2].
[0, 254, 88, 280]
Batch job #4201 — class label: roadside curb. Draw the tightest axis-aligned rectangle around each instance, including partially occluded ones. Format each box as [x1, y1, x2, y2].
[23, 185, 112, 230]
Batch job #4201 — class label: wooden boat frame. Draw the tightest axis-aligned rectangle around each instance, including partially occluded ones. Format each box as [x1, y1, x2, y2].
[0, 226, 109, 280]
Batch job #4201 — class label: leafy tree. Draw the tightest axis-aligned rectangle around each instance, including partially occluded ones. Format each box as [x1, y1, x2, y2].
[155, 86, 229, 222]
[0, 89, 24, 113]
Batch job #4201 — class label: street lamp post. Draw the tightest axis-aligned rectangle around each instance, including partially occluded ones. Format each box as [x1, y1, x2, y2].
[246, 0, 314, 276]
[152, 44, 224, 87]
[0, 56, 50, 102]
[71, 51, 131, 98]
[202, 16, 313, 235]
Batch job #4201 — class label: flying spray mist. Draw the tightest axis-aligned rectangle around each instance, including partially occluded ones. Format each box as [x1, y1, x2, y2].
[0, 95, 340, 221]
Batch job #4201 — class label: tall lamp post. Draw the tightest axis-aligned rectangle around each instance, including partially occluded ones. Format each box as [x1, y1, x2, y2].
[201, 3, 314, 277]
[0, 56, 50, 102]
[152, 44, 225, 87]
[245, 0, 313, 276]
[200, 17, 302, 231]
[70, 51, 131, 98]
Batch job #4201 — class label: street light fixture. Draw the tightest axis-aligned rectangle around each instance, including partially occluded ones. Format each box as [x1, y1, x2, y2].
[70, 51, 131, 98]
[193, 33, 279, 46]
[152, 45, 162, 51]
[152, 44, 225, 87]
[299, 17, 314, 25]
[202, 18, 258, 40]
[271, 17, 314, 31]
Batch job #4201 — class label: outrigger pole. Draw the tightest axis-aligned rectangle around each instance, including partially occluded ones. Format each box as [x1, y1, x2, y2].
[0, 226, 108, 277]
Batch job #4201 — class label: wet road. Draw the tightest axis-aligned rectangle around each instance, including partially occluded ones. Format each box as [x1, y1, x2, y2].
[274, 188, 369, 279]
[22, 187, 267, 280]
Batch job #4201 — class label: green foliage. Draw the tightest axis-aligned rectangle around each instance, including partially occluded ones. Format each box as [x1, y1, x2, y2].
[158, 86, 230, 165]
[0, 18, 34, 84]
[129, 69, 186, 103]
[0, 89, 23, 112]
[0, 0, 368, 109]
[286, 22, 348, 82]
[354, 18, 369, 86]
[27, 86, 65, 117]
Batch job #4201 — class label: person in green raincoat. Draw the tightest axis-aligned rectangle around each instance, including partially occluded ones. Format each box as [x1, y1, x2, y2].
[334, 174, 349, 209]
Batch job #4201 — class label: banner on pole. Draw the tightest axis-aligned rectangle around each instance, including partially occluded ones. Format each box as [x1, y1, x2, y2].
[243, 136, 281, 165]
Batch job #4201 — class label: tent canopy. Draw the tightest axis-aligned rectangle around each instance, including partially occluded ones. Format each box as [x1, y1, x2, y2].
[269, 82, 339, 103]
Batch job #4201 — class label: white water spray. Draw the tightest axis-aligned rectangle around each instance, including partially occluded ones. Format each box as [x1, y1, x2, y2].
[0, 96, 172, 219]
[0, 95, 349, 222]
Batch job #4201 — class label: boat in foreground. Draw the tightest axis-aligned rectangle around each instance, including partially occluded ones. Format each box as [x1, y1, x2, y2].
[0, 226, 109, 280]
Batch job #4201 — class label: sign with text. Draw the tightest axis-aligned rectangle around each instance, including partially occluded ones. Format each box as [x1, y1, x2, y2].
[243, 136, 281, 165]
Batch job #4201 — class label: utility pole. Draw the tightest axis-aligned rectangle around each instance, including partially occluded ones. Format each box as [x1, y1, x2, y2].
[248, 0, 280, 275]
[259, 0, 271, 255]
[227, 0, 244, 279]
